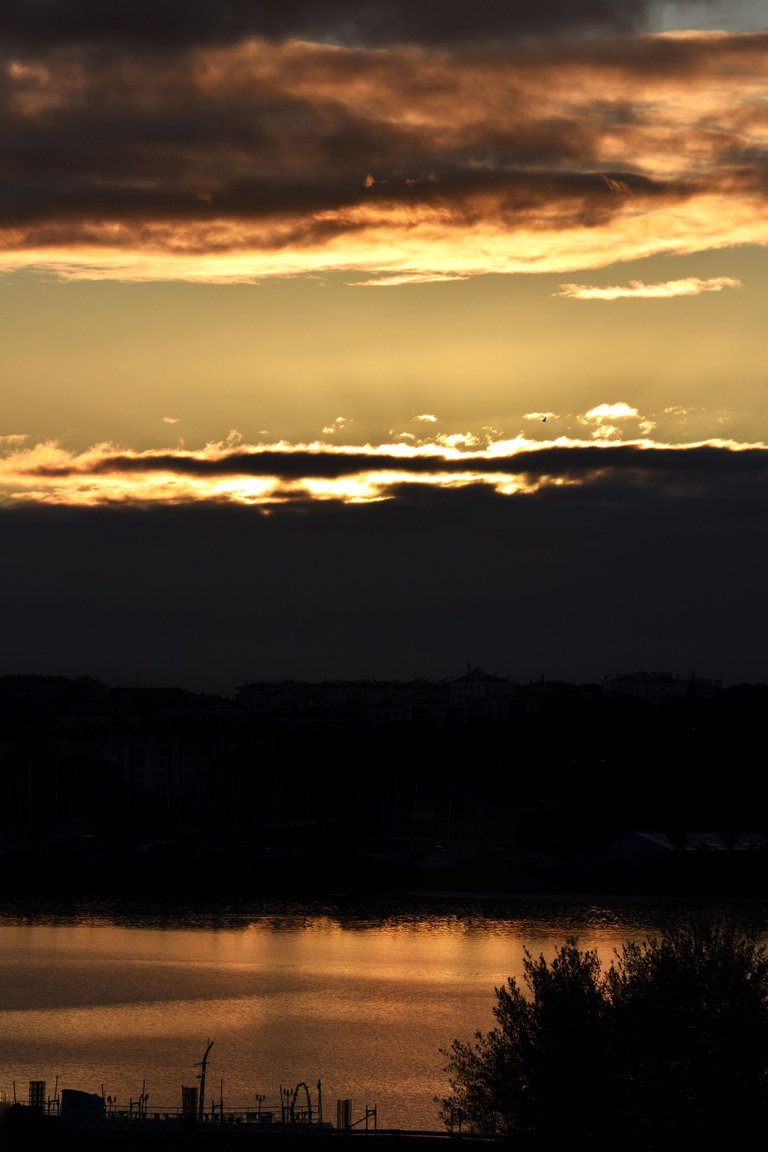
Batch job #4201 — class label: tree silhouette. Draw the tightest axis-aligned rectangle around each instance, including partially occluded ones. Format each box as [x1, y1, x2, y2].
[438, 916, 768, 1148]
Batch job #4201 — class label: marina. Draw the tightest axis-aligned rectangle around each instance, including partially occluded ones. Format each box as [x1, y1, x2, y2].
[6, 1042, 378, 1134]
[1, 1050, 472, 1151]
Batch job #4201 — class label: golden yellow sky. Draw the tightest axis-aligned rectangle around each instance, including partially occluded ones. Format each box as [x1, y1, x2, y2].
[0, 7, 765, 507]
[1, 2, 767, 686]
[2, 242, 765, 495]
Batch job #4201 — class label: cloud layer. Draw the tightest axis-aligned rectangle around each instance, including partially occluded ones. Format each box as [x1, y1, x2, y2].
[3, 434, 768, 507]
[0, 23, 766, 281]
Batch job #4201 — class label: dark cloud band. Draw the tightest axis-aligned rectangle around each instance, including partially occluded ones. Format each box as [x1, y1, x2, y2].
[1, 471, 767, 688]
[0, 0, 648, 51]
[21, 444, 768, 486]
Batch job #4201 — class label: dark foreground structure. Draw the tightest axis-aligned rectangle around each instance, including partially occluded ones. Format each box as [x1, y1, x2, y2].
[0, 1106, 481, 1152]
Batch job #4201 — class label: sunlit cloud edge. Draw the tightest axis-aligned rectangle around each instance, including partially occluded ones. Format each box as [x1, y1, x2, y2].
[2, 435, 768, 509]
[555, 276, 743, 300]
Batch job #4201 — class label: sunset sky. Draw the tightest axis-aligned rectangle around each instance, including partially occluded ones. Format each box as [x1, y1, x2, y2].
[2, 0, 767, 689]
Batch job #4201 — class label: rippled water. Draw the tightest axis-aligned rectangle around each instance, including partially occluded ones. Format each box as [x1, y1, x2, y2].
[1, 899, 765, 1130]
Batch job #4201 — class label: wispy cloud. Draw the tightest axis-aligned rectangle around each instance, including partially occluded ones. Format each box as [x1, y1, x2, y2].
[354, 273, 470, 287]
[322, 417, 352, 435]
[435, 432, 481, 449]
[555, 276, 743, 300]
[413, 414, 438, 423]
[579, 402, 656, 439]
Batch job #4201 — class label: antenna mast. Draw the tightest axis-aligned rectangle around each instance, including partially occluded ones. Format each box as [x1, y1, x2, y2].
[195, 1040, 214, 1123]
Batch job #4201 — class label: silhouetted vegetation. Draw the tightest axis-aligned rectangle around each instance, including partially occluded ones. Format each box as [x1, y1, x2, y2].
[439, 916, 768, 1147]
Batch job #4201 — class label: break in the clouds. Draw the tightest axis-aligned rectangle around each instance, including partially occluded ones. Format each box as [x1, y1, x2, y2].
[556, 275, 743, 299]
[3, 434, 768, 508]
[0, 22, 766, 282]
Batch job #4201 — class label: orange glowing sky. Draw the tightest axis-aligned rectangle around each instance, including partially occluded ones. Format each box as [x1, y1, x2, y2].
[0, 0, 766, 504]
[1, 1, 768, 684]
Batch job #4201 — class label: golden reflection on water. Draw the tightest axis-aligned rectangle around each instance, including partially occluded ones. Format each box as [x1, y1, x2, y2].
[0, 906, 750, 1128]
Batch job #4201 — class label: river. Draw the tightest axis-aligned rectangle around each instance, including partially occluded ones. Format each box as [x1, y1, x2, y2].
[1, 898, 765, 1130]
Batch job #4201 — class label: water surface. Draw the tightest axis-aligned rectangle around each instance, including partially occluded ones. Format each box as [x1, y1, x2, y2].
[1, 899, 764, 1129]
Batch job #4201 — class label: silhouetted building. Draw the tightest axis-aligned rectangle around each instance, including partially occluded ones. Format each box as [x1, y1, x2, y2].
[604, 671, 721, 703]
